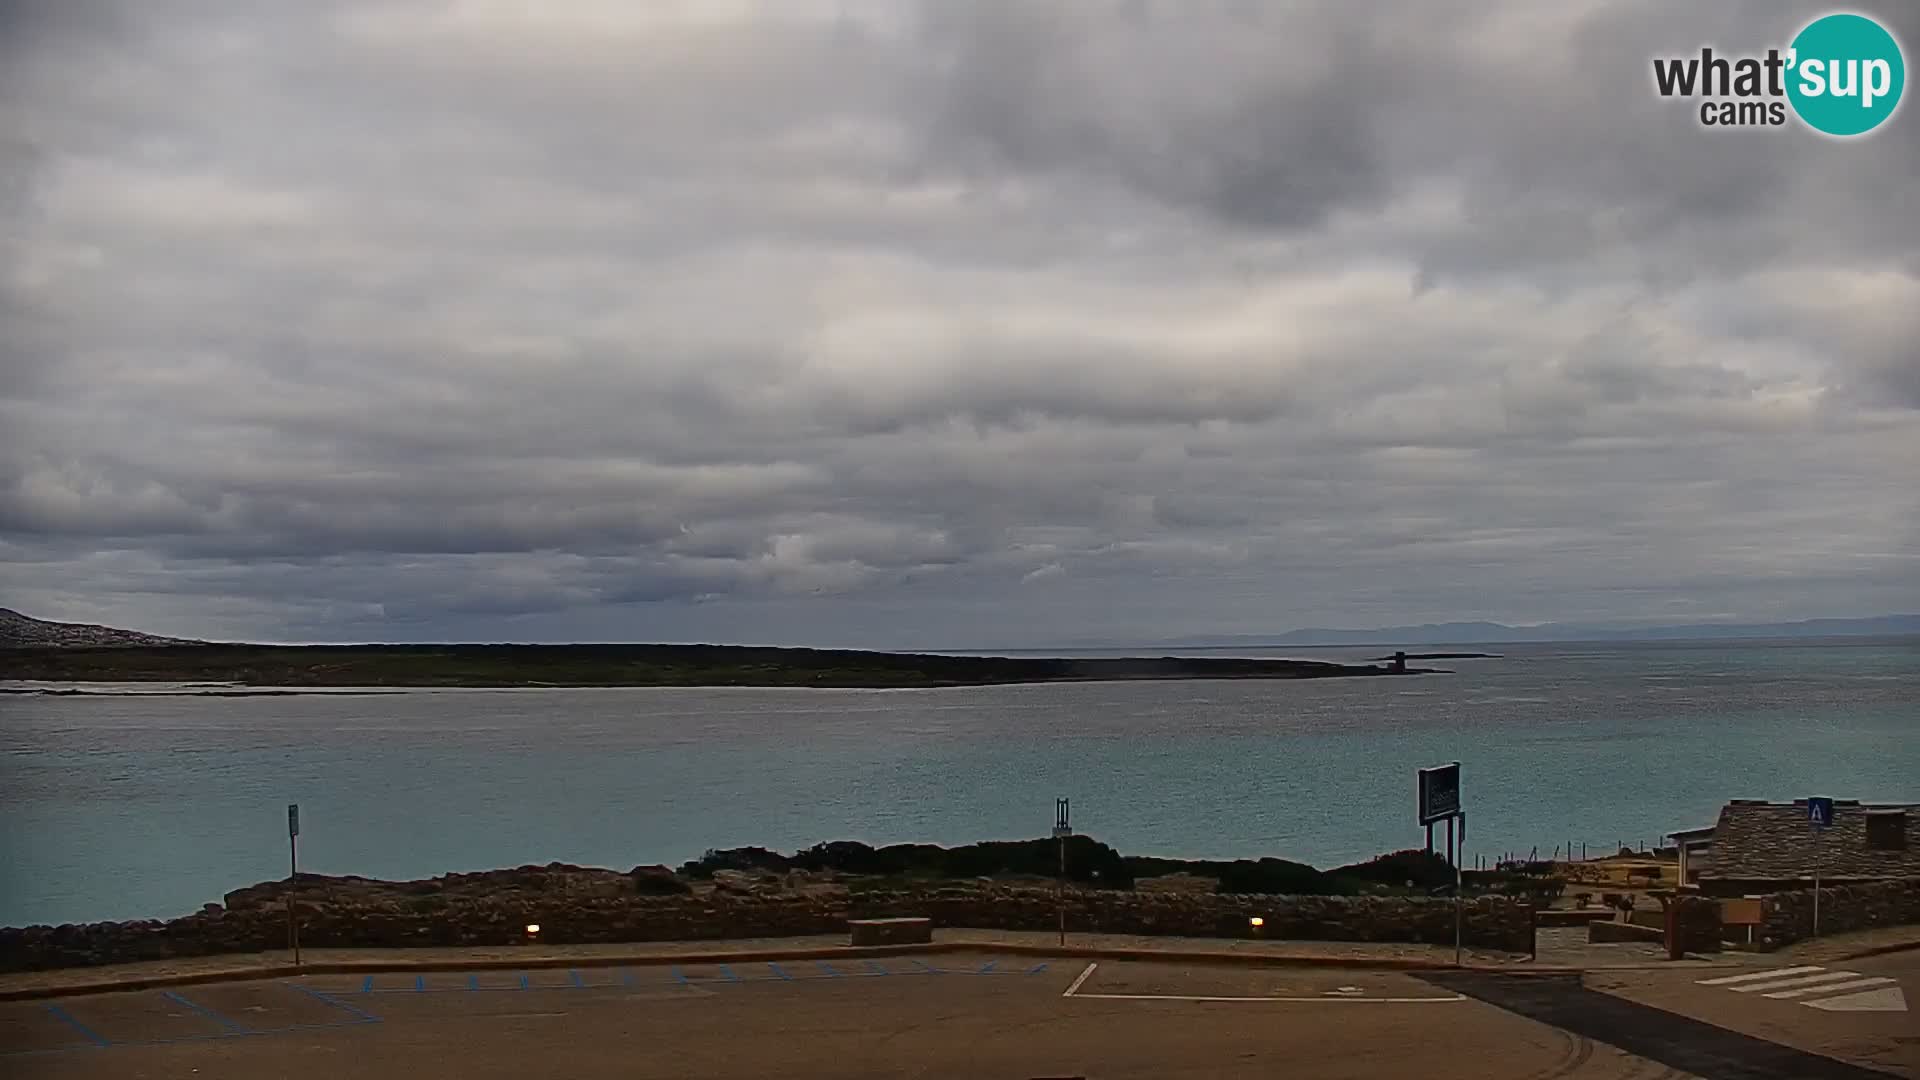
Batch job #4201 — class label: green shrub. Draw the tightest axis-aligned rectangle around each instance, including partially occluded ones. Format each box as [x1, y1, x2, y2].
[1216, 858, 1332, 895]
[677, 846, 790, 878]
[1328, 849, 1455, 891]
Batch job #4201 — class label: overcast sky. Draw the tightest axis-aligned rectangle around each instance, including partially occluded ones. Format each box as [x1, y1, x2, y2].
[1, 1, 1916, 648]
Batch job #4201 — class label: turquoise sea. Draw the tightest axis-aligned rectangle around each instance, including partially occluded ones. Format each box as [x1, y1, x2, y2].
[2, 637, 1915, 926]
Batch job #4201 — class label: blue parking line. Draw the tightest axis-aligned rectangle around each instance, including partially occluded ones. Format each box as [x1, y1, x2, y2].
[44, 1004, 109, 1048]
[621, 970, 635, 987]
[361, 976, 374, 994]
[414, 975, 426, 993]
[910, 959, 941, 975]
[670, 967, 690, 987]
[287, 983, 381, 1024]
[814, 961, 842, 978]
[767, 962, 794, 981]
[863, 959, 889, 976]
[718, 965, 742, 983]
[978, 960, 997, 974]
[1027, 962, 1049, 975]
[162, 991, 247, 1034]
[517, 974, 530, 990]
[467, 975, 479, 991]
[569, 969, 584, 988]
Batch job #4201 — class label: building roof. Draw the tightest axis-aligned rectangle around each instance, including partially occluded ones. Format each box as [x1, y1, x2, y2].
[1700, 799, 1919, 882]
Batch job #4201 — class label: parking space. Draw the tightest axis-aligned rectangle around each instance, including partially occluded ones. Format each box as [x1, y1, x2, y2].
[0, 1006, 102, 1056]
[303, 952, 1049, 1000]
[0, 981, 379, 1062]
[55, 990, 247, 1044]
[1062, 960, 1463, 1003]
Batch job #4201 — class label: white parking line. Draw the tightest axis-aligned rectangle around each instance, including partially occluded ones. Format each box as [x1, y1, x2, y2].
[1063, 992, 1466, 1003]
[1062, 963, 1098, 998]
[1057, 961, 1461, 1004]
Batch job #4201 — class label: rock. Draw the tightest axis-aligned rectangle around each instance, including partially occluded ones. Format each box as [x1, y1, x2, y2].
[201, 903, 223, 916]
[629, 865, 692, 896]
[710, 869, 763, 893]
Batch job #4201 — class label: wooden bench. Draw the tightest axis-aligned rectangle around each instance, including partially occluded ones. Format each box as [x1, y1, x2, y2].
[849, 917, 932, 946]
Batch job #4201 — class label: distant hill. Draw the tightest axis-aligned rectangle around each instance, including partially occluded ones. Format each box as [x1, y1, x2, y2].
[1138, 614, 1920, 648]
[0, 608, 202, 648]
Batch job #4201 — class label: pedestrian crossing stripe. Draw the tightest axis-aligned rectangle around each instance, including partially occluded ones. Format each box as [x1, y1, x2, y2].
[1696, 966, 1908, 1012]
[1806, 985, 1908, 1012]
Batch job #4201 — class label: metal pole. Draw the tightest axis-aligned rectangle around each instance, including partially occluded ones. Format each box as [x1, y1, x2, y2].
[1054, 797, 1070, 947]
[287, 829, 301, 966]
[1452, 816, 1463, 966]
[1058, 833, 1066, 946]
[1812, 869, 1820, 940]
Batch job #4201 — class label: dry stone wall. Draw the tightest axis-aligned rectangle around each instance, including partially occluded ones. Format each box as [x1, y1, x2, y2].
[1758, 877, 1920, 949]
[1, 880, 1535, 972]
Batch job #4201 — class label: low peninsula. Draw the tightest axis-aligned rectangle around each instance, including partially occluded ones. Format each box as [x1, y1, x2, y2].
[0, 642, 1437, 689]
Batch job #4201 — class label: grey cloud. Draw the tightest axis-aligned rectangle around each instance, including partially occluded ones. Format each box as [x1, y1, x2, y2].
[1, 0, 1916, 646]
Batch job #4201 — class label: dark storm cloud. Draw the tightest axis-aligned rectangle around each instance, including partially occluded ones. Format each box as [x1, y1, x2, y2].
[1, 0, 1915, 645]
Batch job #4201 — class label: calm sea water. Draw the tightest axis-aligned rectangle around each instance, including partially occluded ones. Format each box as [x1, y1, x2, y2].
[2, 637, 1915, 927]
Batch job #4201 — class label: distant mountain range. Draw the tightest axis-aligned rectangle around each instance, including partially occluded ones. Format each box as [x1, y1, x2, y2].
[0, 608, 202, 648]
[1134, 614, 1920, 648]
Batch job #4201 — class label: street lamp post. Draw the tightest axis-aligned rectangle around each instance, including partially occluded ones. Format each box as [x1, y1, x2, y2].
[1053, 799, 1072, 947]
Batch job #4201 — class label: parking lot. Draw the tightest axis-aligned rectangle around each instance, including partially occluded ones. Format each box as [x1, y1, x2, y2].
[2, 951, 1910, 1078]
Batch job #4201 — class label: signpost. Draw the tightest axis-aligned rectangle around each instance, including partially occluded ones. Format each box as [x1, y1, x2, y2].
[1418, 764, 1465, 964]
[1053, 799, 1073, 946]
[1418, 763, 1461, 824]
[1808, 797, 1832, 938]
[287, 803, 301, 965]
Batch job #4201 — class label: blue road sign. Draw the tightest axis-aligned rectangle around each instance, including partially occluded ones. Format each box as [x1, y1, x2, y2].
[1807, 797, 1834, 829]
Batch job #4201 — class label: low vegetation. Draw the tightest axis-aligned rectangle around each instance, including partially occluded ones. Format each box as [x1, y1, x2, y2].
[677, 838, 1472, 897]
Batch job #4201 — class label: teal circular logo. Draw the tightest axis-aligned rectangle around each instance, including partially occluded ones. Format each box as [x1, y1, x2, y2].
[1787, 13, 1905, 136]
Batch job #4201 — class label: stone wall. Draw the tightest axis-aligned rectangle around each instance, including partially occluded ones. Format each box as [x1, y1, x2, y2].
[0, 885, 1535, 972]
[1668, 895, 1723, 954]
[1758, 877, 1920, 950]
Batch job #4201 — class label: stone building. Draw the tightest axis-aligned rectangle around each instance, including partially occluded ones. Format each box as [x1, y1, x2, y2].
[1670, 799, 1916, 897]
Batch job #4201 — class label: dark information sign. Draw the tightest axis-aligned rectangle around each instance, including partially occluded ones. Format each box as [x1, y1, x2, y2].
[1418, 763, 1461, 825]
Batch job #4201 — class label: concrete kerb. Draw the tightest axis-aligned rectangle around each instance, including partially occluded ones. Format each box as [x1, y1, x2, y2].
[1831, 939, 1920, 963]
[0, 942, 1584, 1002]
